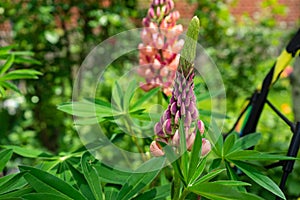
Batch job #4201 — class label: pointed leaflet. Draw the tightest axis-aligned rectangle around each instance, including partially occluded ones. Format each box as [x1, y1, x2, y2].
[0, 54, 14, 75]
[116, 157, 165, 200]
[0, 149, 13, 172]
[189, 182, 264, 200]
[19, 166, 87, 200]
[187, 129, 202, 184]
[231, 160, 286, 200]
[81, 152, 103, 200]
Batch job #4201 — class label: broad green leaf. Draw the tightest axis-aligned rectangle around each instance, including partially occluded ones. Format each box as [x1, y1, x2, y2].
[189, 182, 264, 200]
[130, 87, 160, 110]
[193, 169, 226, 185]
[104, 187, 119, 200]
[116, 157, 165, 200]
[0, 187, 33, 198]
[123, 80, 136, 111]
[0, 54, 14, 75]
[57, 102, 113, 118]
[230, 133, 261, 152]
[232, 160, 286, 200]
[66, 161, 95, 200]
[224, 161, 246, 192]
[223, 132, 238, 156]
[188, 158, 206, 186]
[132, 184, 171, 200]
[22, 193, 70, 200]
[93, 162, 132, 185]
[0, 149, 13, 172]
[209, 158, 222, 171]
[187, 129, 202, 183]
[19, 166, 87, 200]
[111, 81, 123, 111]
[208, 119, 223, 157]
[0, 172, 27, 195]
[1, 145, 53, 158]
[81, 152, 103, 200]
[226, 150, 297, 161]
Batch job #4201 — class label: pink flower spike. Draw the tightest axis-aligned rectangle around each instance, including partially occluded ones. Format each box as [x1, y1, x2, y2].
[201, 138, 211, 156]
[150, 141, 165, 157]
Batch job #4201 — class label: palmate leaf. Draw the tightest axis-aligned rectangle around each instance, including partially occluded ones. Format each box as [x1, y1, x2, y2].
[229, 132, 262, 153]
[116, 157, 165, 200]
[231, 160, 286, 200]
[192, 169, 226, 186]
[132, 184, 171, 200]
[1, 145, 53, 158]
[19, 166, 87, 200]
[130, 87, 160, 110]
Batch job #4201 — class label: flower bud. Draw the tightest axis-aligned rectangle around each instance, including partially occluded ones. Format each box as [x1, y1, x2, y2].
[197, 120, 205, 134]
[201, 138, 211, 156]
[150, 141, 165, 157]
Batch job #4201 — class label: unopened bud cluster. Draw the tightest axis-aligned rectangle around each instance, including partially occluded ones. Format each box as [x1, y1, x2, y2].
[150, 69, 211, 156]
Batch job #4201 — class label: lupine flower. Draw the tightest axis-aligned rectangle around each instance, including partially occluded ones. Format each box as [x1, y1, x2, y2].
[150, 17, 211, 157]
[138, 0, 184, 95]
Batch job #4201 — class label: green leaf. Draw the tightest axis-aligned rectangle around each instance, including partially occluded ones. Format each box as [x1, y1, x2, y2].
[230, 133, 261, 152]
[130, 87, 160, 110]
[224, 161, 246, 192]
[123, 80, 136, 111]
[0, 54, 14, 75]
[0, 149, 13, 172]
[112, 81, 123, 111]
[226, 150, 297, 161]
[164, 145, 185, 182]
[208, 119, 223, 157]
[0, 69, 41, 80]
[193, 169, 226, 185]
[189, 182, 264, 200]
[66, 161, 95, 200]
[57, 102, 113, 118]
[19, 166, 87, 200]
[179, 120, 188, 182]
[1, 145, 53, 158]
[104, 187, 119, 200]
[232, 160, 286, 200]
[0, 187, 33, 198]
[188, 158, 206, 186]
[22, 193, 71, 200]
[93, 162, 132, 185]
[209, 158, 222, 171]
[223, 132, 238, 156]
[81, 152, 103, 200]
[0, 172, 27, 195]
[212, 180, 251, 187]
[0, 81, 21, 94]
[116, 157, 165, 200]
[132, 184, 171, 200]
[187, 129, 202, 184]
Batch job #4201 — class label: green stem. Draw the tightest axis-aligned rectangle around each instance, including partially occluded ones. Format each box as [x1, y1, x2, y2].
[178, 189, 189, 200]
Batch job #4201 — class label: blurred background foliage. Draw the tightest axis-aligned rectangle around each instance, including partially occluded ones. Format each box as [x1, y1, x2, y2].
[0, 0, 299, 198]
